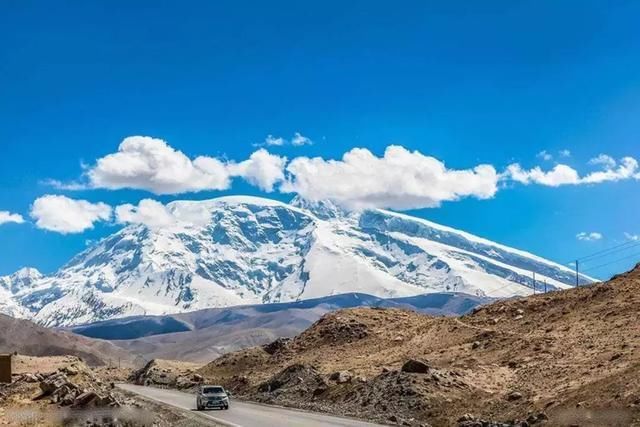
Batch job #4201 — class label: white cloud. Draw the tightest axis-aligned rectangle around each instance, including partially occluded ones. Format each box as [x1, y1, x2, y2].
[0, 211, 25, 225]
[115, 199, 175, 228]
[115, 199, 211, 229]
[256, 132, 313, 147]
[30, 195, 112, 234]
[505, 163, 580, 187]
[46, 135, 640, 212]
[624, 232, 639, 241]
[588, 154, 616, 169]
[536, 150, 553, 161]
[264, 135, 286, 146]
[88, 136, 233, 194]
[55, 136, 288, 195]
[559, 149, 571, 158]
[43, 179, 89, 191]
[281, 145, 499, 210]
[576, 232, 603, 241]
[581, 156, 638, 184]
[291, 132, 313, 146]
[228, 149, 287, 192]
[505, 155, 639, 187]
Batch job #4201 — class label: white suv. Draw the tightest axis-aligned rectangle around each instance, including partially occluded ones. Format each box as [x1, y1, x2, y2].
[196, 385, 230, 411]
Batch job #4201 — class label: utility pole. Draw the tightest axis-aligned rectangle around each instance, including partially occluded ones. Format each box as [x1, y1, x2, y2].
[544, 280, 547, 293]
[575, 260, 579, 287]
[532, 272, 536, 294]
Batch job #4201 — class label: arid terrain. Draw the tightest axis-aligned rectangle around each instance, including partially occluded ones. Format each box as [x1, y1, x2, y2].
[194, 265, 640, 426]
[0, 354, 218, 426]
[0, 314, 138, 367]
[3, 267, 640, 426]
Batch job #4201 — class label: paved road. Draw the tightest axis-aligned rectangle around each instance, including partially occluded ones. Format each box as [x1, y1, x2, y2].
[118, 384, 384, 427]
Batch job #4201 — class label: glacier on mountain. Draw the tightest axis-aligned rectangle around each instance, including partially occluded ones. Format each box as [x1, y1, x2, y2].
[0, 196, 592, 326]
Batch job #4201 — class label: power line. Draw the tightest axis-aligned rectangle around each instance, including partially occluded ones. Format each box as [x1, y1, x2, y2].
[580, 251, 640, 274]
[581, 241, 640, 264]
[571, 240, 640, 264]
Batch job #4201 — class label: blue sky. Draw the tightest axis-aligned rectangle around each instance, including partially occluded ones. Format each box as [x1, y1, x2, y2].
[1, 0, 640, 278]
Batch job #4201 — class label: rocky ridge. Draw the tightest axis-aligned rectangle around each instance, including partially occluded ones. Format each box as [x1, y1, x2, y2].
[195, 264, 640, 426]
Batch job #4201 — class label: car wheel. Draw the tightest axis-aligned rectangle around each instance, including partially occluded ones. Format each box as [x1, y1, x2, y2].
[224, 405, 229, 410]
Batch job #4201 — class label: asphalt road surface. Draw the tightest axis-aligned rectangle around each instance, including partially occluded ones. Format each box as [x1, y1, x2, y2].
[118, 384, 384, 427]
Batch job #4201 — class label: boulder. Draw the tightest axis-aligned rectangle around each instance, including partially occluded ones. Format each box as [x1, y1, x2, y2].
[22, 373, 39, 383]
[329, 371, 352, 384]
[73, 391, 99, 407]
[39, 373, 69, 396]
[401, 359, 430, 374]
[61, 365, 79, 376]
[457, 414, 475, 422]
[262, 337, 292, 355]
[507, 391, 523, 401]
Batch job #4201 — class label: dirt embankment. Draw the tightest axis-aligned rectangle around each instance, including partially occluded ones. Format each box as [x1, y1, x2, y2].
[197, 265, 640, 426]
[0, 355, 217, 426]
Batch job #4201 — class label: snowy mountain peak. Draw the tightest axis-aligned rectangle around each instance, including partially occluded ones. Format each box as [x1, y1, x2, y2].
[0, 267, 43, 319]
[1, 196, 592, 327]
[0, 267, 43, 294]
[289, 196, 350, 220]
[13, 267, 43, 280]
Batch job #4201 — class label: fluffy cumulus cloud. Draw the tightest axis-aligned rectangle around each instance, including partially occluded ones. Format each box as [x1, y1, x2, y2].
[43, 134, 640, 216]
[281, 145, 499, 210]
[581, 156, 638, 184]
[576, 232, 603, 242]
[63, 136, 289, 195]
[30, 196, 213, 233]
[504, 155, 640, 187]
[505, 164, 580, 187]
[115, 199, 211, 229]
[228, 149, 287, 192]
[0, 211, 25, 225]
[88, 136, 233, 194]
[30, 195, 112, 234]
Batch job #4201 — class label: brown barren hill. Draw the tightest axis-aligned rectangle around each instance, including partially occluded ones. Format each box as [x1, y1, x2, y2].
[198, 265, 640, 426]
[0, 313, 137, 367]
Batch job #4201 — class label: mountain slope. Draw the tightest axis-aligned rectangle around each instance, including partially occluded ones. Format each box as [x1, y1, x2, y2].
[2, 196, 591, 326]
[197, 264, 640, 426]
[70, 292, 492, 363]
[0, 313, 137, 366]
[0, 268, 42, 318]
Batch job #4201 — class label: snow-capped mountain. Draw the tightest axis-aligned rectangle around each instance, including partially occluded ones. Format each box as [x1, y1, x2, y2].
[0, 267, 42, 318]
[1, 196, 592, 326]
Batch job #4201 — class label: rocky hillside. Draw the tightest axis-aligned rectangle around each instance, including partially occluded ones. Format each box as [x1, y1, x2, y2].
[1, 355, 215, 426]
[1, 196, 589, 327]
[198, 265, 640, 426]
[0, 313, 137, 367]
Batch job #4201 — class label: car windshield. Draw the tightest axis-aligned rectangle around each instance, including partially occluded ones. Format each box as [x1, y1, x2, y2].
[202, 387, 225, 394]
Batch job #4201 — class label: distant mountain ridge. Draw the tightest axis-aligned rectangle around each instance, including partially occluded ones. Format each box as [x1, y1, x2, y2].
[70, 292, 493, 363]
[0, 196, 592, 327]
